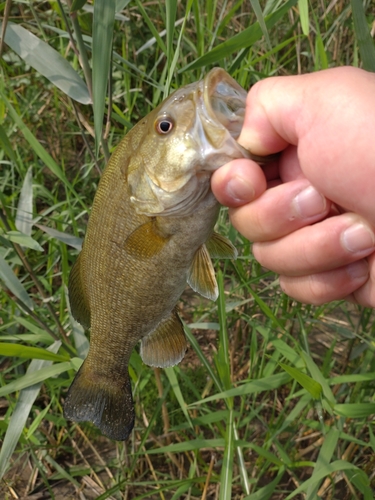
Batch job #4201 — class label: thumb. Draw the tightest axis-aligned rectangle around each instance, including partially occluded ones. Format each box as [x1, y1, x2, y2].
[238, 67, 367, 156]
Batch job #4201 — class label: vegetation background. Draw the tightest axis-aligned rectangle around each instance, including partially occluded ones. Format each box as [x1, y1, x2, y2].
[1, 0, 375, 498]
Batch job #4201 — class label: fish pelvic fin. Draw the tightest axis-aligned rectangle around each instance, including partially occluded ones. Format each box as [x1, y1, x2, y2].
[187, 244, 218, 301]
[68, 253, 91, 329]
[141, 308, 187, 368]
[64, 361, 134, 441]
[206, 232, 238, 260]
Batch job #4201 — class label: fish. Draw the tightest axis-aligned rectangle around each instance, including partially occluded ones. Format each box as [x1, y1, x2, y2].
[64, 68, 268, 441]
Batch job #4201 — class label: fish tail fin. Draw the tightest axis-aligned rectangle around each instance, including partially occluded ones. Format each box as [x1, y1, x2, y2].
[64, 361, 134, 441]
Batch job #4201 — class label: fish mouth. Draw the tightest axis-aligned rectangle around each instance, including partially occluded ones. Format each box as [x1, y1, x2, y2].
[203, 67, 248, 140]
[194, 68, 250, 169]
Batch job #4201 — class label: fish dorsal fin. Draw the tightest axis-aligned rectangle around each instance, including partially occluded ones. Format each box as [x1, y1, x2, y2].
[206, 231, 238, 259]
[140, 308, 187, 368]
[68, 253, 91, 329]
[124, 220, 170, 259]
[187, 244, 218, 301]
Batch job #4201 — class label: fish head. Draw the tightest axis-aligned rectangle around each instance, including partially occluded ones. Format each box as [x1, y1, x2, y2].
[128, 68, 249, 216]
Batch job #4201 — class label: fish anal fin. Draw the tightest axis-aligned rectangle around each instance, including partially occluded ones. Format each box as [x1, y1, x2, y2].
[125, 220, 170, 258]
[64, 361, 134, 441]
[206, 232, 238, 259]
[141, 308, 187, 368]
[68, 253, 91, 329]
[187, 244, 218, 301]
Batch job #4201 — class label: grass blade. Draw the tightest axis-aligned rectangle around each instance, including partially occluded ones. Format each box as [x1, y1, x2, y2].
[219, 408, 234, 500]
[4, 231, 43, 252]
[250, 0, 271, 48]
[285, 460, 368, 499]
[333, 403, 375, 418]
[0, 343, 69, 362]
[215, 270, 231, 393]
[70, 0, 88, 12]
[165, 0, 177, 64]
[298, 0, 309, 36]
[279, 363, 322, 399]
[0, 333, 53, 344]
[0, 254, 35, 311]
[1, 22, 91, 104]
[234, 424, 251, 496]
[244, 468, 285, 500]
[36, 224, 83, 250]
[0, 90, 74, 189]
[68, 312, 90, 360]
[164, 367, 193, 428]
[134, 0, 167, 54]
[198, 372, 291, 404]
[0, 362, 72, 397]
[329, 372, 375, 384]
[146, 438, 225, 454]
[184, 323, 223, 393]
[315, 31, 329, 70]
[271, 338, 305, 368]
[350, 0, 375, 72]
[92, 0, 116, 153]
[345, 469, 373, 500]
[180, 0, 297, 72]
[306, 427, 340, 500]
[15, 167, 33, 237]
[0, 341, 61, 481]
[301, 351, 336, 405]
[0, 123, 17, 162]
[163, 2, 193, 97]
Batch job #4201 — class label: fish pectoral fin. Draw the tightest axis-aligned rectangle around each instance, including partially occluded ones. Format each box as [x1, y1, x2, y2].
[124, 220, 170, 258]
[64, 360, 134, 441]
[141, 308, 187, 368]
[187, 244, 218, 301]
[206, 231, 238, 259]
[68, 253, 91, 329]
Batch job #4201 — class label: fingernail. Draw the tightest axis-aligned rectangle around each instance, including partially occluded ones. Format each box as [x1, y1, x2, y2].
[346, 260, 369, 280]
[341, 224, 375, 253]
[293, 186, 327, 219]
[226, 176, 255, 203]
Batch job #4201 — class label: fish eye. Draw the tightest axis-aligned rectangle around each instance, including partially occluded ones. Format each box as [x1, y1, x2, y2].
[155, 118, 174, 135]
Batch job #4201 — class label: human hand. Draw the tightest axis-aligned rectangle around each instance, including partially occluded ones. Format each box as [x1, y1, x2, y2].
[212, 67, 375, 307]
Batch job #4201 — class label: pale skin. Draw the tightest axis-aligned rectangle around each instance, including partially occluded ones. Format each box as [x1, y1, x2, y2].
[211, 66, 375, 307]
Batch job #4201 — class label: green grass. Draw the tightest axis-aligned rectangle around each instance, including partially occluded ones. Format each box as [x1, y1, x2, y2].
[1, 1, 375, 499]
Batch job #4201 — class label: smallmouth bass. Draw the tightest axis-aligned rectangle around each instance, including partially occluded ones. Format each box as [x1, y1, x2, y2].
[64, 68, 266, 441]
